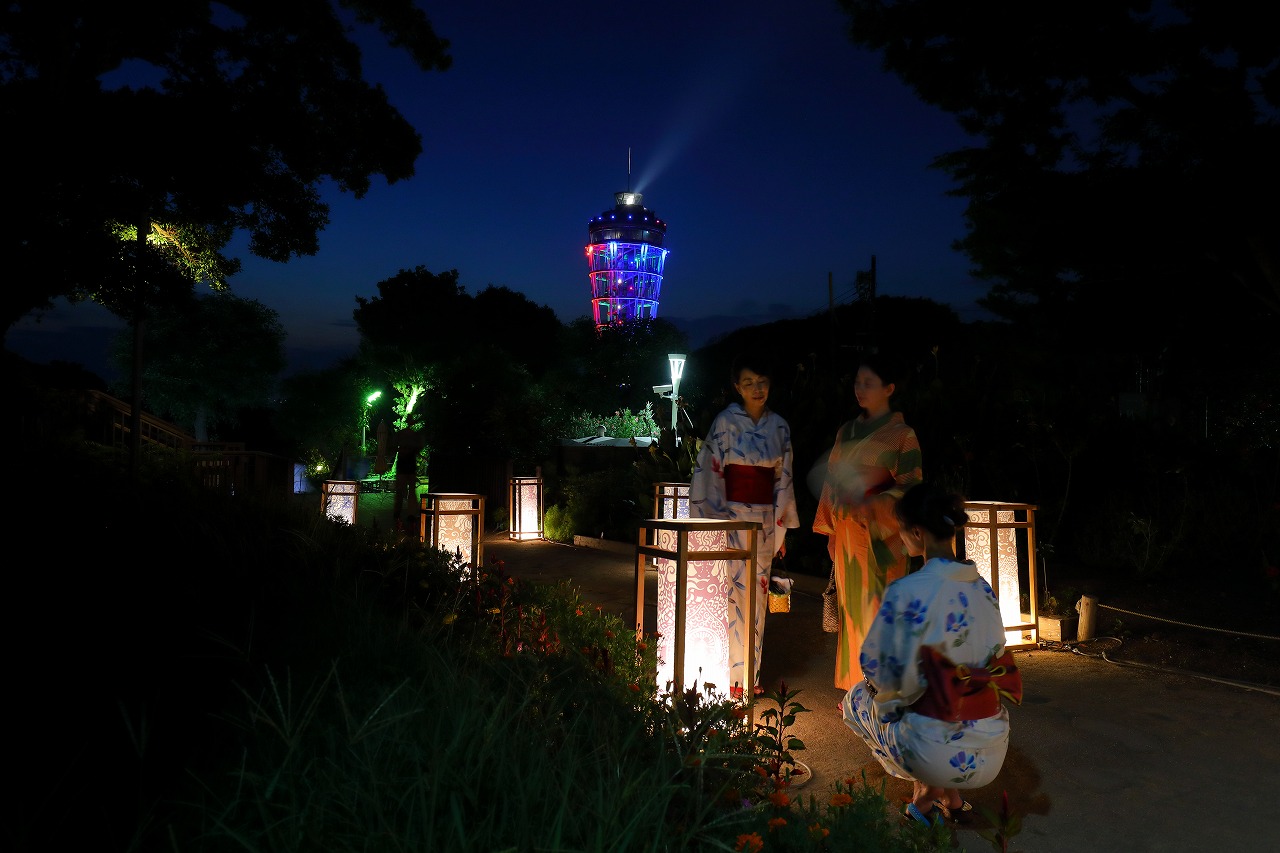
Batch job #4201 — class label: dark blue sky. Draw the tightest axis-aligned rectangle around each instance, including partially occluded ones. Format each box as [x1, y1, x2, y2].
[9, 1, 986, 380]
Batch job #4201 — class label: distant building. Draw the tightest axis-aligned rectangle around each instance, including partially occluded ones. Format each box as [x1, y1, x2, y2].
[585, 191, 669, 329]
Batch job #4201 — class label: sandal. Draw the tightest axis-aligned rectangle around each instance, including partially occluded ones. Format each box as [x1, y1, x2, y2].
[904, 803, 943, 827]
[934, 799, 974, 824]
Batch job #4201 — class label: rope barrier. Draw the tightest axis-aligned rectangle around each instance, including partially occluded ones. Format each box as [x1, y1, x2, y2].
[1094, 603, 1280, 642]
[1031, 636, 1280, 697]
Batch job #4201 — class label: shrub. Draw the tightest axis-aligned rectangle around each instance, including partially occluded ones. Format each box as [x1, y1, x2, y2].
[567, 403, 660, 440]
[559, 468, 645, 541]
[543, 502, 574, 542]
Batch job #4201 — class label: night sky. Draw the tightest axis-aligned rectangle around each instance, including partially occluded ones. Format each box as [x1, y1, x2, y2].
[9, 1, 986, 381]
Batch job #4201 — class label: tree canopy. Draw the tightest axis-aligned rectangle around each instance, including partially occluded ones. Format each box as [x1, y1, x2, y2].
[838, 0, 1279, 356]
[109, 292, 287, 441]
[0, 0, 452, 336]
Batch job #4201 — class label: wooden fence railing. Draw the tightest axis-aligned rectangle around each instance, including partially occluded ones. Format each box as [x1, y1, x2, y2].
[79, 390, 295, 498]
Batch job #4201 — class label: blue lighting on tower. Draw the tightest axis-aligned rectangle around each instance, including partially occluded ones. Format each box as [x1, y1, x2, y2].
[585, 191, 669, 329]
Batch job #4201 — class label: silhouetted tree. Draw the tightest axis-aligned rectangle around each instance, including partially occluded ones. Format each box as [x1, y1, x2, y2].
[838, 0, 1279, 379]
[109, 292, 287, 441]
[1, 0, 452, 468]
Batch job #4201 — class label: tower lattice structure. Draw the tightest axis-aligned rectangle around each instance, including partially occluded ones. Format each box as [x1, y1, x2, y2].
[585, 191, 669, 329]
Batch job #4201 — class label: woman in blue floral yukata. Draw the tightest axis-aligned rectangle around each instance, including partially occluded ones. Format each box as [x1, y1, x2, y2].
[689, 352, 799, 697]
[841, 482, 1016, 827]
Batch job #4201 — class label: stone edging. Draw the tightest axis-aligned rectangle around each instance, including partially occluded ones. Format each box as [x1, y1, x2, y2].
[572, 535, 634, 556]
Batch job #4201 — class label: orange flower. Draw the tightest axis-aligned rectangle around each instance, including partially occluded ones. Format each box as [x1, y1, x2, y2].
[734, 833, 764, 852]
[767, 817, 787, 831]
[767, 791, 790, 808]
[807, 823, 830, 840]
[575, 607, 583, 616]
[605, 630, 615, 639]
[829, 792, 852, 807]
[628, 683, 640, 692]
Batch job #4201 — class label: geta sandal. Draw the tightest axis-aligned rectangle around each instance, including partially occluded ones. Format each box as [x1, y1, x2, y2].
[934, 798, 974, 824]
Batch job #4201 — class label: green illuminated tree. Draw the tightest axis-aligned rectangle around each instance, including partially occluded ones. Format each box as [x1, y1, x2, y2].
[352, 266, 573, 490]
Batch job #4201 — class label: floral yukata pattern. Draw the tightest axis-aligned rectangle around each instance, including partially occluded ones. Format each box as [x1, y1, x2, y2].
[841, 557, 1012, 789]
[689, 403, 799, 693]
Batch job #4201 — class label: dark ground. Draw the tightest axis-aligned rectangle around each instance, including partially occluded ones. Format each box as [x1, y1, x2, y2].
[1039, 562, 1280, 690]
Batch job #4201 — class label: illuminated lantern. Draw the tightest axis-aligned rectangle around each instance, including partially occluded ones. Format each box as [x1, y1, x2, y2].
[320, 480, 359, 525]
[508, 475, 544, 541]
[637, 518, 760, 718]
[652, 482, 690, 520]
[420, 493, 485, 571]
[959, 501, 1039, 649]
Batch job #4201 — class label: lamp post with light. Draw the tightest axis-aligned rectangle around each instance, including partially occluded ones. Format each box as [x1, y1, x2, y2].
[668, 353, 686, 445]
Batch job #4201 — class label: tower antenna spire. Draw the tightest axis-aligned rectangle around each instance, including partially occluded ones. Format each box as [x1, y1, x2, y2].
[627, 147, 631, 192]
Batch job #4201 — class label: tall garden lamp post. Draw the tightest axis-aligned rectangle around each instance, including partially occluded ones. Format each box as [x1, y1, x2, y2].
[668, 353, 686, 444]
[361, 390, 382, 454]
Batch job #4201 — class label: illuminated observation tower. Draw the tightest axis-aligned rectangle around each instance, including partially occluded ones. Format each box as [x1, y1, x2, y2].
[585, 191, 669, 329]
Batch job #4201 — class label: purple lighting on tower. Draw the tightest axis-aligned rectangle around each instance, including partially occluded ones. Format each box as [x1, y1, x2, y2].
[585, 191, 669, 329]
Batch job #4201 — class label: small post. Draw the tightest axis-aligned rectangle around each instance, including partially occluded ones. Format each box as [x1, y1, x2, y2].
[1078, 595, 1098, 641]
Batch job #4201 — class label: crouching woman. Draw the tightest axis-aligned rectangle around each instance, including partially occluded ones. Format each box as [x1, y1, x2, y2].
[841, 482, 1021, 826]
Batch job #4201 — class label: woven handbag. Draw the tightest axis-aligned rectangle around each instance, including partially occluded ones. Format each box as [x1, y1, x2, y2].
[822, 562, 839, 633]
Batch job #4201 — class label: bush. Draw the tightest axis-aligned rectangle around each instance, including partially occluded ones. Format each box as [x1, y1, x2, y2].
[543, 502, 574, 542]
[559, 468, 645, 541]
[567, 403, 660, 439]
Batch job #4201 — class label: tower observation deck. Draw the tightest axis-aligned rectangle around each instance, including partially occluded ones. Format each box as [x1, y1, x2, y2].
[585, 191, 669, 329]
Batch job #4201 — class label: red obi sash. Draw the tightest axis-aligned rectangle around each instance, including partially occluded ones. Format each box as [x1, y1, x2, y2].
[912, 645, 1023, 722]
[724, 464, 775, 504]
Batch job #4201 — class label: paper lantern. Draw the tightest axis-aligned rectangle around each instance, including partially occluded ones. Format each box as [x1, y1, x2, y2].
[420, 492, 485, 571]
[320, 480, 359, 525]
[636, 518, 760, 719]
[508, 475, 543, 541]
[960, 501, 1039, 649]
[652, 482, 690, 520]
